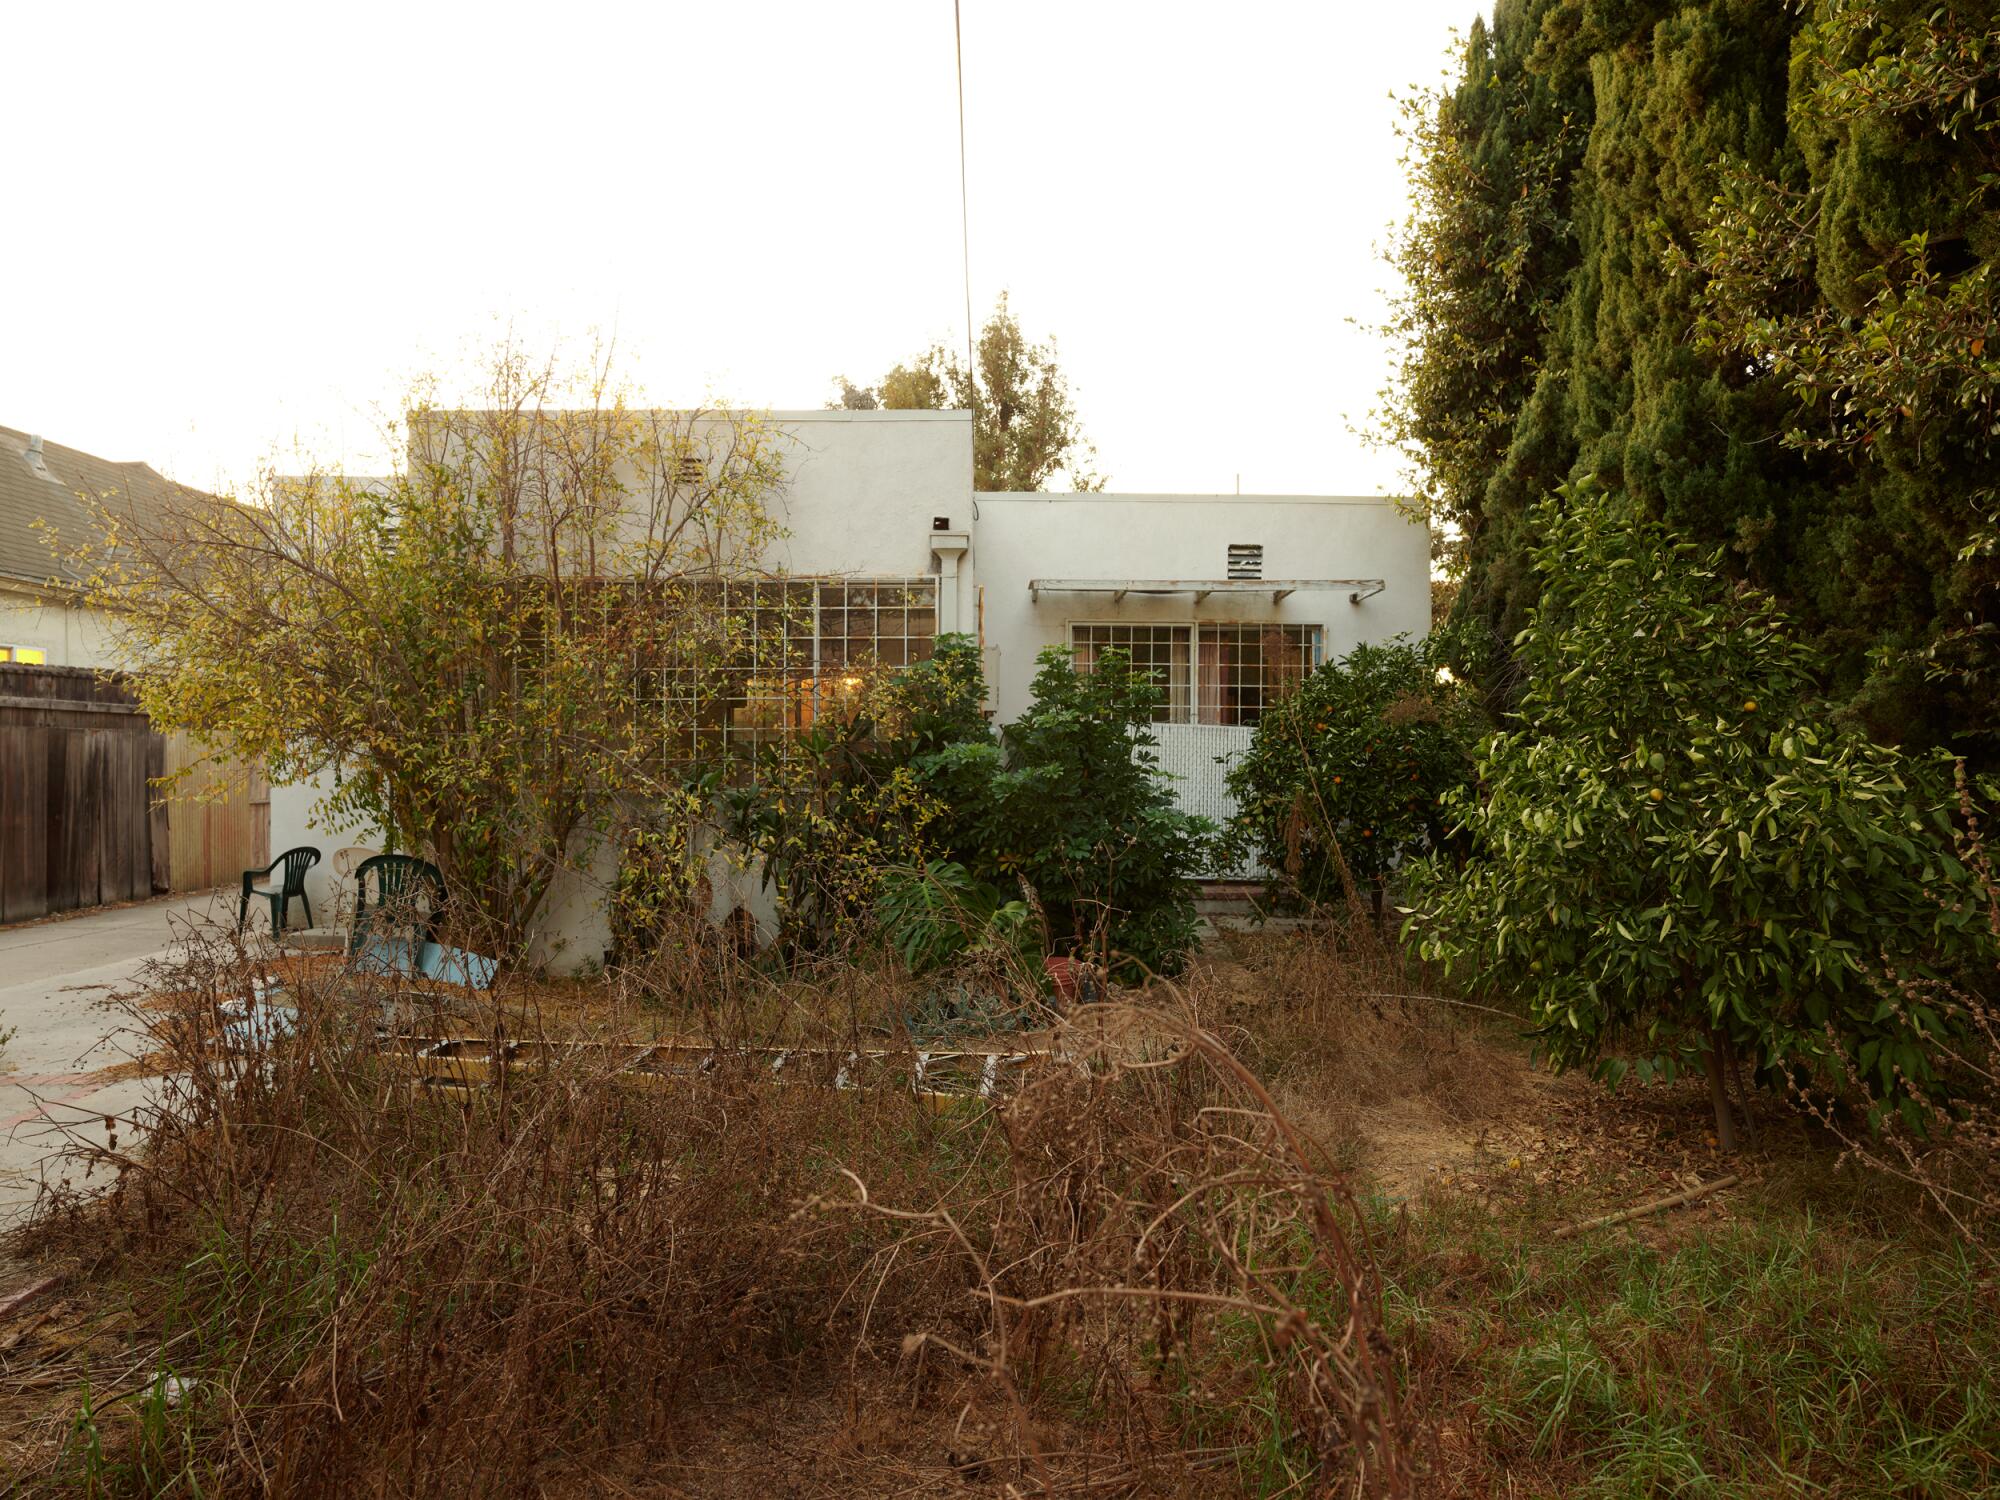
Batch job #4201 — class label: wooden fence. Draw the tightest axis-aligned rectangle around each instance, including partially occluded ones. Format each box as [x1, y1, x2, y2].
[159, 730, 265, 893]
[0, 664, 265, 923]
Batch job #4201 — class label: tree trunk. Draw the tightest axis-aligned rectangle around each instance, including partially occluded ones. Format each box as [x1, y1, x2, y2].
[1703, 1027, 1740, 1154]
[1727, 1043, 1758, 1144]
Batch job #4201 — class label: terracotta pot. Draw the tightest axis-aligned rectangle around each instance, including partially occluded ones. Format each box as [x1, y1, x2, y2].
[1043, 954, 1082, 1005]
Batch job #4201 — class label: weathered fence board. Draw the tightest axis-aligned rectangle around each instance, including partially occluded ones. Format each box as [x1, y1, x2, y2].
[1, 727, 45, 923]
[161, 730, 258, 893]
[0, 665, 261, 923]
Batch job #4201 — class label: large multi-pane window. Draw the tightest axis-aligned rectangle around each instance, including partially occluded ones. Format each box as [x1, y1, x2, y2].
[1069, 621, 1319, 727]
[648, 576, 938, 759]
[1069, 623, 1192, 722]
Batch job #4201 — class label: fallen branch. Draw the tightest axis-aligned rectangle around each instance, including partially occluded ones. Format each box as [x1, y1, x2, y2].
[0, 1275, 60, 1324]
[1552, 1174, 1741, 1241]
[1349, 990, 1521, 1021]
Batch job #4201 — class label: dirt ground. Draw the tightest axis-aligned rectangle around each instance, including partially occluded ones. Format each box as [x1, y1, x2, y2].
[0, 929, 1789, 1493]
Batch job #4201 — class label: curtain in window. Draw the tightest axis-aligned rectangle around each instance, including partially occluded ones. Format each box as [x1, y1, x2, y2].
[1197, 633, 1226, 724]
[1167, 634, 1192, 723]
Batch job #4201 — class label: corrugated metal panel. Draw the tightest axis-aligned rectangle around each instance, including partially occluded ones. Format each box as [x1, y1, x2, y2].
[1152, 723, 1264, 879]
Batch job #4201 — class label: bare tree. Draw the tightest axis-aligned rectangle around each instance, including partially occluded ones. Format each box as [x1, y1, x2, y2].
[72, 343, 791, 955]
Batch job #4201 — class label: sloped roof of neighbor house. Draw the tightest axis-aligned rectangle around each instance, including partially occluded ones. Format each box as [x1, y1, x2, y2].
[0, 424, 200, 587]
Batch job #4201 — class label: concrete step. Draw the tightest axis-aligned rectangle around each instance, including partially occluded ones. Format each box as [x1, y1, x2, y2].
[1194, 880, 1267, 918]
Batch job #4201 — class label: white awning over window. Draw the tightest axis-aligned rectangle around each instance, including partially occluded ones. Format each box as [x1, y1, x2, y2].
[1027, 577, 1386, 604]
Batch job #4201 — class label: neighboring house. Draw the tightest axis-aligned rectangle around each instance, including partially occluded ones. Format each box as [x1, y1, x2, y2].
[267, 409, 1430, 963]
[0, 426, 266, 919]
[0, 425, 163, 669]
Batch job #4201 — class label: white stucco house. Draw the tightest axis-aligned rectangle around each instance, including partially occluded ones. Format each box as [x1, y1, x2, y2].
[269, 408, 1429, 965]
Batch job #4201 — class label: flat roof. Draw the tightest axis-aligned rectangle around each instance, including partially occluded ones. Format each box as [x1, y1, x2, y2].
[980, 492, 1407, 507]
[1029, 577, 1387, 603]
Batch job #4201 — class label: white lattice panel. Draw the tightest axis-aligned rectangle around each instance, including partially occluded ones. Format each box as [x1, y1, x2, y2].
[1151, 723, 1264, 879]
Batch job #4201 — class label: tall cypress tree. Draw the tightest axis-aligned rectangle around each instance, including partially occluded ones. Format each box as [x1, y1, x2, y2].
[1386, 0, 2000, 755]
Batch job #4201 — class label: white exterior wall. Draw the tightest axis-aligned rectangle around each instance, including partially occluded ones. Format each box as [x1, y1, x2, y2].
[525, 412, 976, 967]
[265, 412, 975, 963]
[755, 411, 972, 575]
[966, 493, 1431, 719]
[264, 773, 385, 924]
[0, 583, 122, 669]
[260, 416, 1431, 970]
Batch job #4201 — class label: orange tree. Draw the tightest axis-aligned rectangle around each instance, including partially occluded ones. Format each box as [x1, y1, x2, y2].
[1223, 637, 1479, 908]
[1403, 485, 1995, 1148]
[74, 347, 787, 956]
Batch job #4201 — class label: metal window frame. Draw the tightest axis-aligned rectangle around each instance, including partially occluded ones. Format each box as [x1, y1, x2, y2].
[1067, 619, 1322, 728]
[648, 575, 940, 762]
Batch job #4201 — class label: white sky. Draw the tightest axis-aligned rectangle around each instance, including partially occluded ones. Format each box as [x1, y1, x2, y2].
[4, 1, 1479, 497]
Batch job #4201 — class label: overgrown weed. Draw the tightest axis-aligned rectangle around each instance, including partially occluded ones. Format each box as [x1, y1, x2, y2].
[3, 915, 1411, 1497]
[1205, 908, 1523, 1172]
[1211, 912, 2000, 1497]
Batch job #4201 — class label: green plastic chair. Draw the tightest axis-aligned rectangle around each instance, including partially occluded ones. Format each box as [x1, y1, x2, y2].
[239, 846, 321, 934]
[349, 854, 447, 954]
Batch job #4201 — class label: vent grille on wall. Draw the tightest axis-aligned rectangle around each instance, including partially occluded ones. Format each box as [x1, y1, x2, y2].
[1227, 543, 1263, 580]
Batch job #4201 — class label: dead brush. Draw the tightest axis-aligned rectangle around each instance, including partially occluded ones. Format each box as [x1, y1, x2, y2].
[8, 918, 976, 1496]
[7, 916, 1412, 1497]
[1217, 906, 1521, 1136]
[823, 992, 1414, 1497]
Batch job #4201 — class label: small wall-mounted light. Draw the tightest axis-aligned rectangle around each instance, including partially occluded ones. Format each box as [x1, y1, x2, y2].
[933, 516, 951, 531]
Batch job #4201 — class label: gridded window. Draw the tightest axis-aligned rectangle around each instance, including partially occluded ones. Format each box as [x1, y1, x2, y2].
[1068, 621, 1320, 728]
[649, 576, 938, 761]
[816, 578, 939, 673]
[1196, 623, 1317, 726]
[1069, 623, 1191, 723]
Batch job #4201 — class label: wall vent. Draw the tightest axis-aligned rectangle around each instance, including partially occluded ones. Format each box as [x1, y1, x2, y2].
[1227, 543, 1263, 580]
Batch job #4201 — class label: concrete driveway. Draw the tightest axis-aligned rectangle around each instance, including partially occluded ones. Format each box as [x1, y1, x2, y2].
[0, 892, 229, 1229]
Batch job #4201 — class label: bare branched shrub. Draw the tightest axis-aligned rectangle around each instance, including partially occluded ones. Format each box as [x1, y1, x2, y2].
[825, 996, 1413, 1496]
[8, 917, 1409, 1496]
[70, 342, 793, 957]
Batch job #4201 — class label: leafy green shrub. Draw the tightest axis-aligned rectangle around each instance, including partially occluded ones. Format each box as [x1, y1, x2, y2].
[971, 646, 1213, 979]
[726, 637, 1212, 979]
[1404, 486, 1995, 1146]
[719, 713, 946, 961]
[875, 859, 1037, 977]
[609, 778, 715, 965]
[1224, 637, 1477, 904]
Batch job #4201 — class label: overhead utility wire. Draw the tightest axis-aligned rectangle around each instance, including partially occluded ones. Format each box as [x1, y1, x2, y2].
[954, 0, 976, 394]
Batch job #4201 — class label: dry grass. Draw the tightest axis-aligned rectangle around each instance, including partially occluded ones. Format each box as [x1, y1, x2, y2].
[1194, 916, 2000, 1499]
[9, 901, 1997, 1496]
[1, 917, 1411, 1498]
[1194, 915, 1526, 1195]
